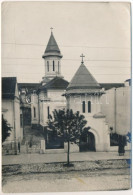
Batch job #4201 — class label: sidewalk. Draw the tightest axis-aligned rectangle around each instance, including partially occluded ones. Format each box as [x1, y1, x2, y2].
[2, 151, 131, 165]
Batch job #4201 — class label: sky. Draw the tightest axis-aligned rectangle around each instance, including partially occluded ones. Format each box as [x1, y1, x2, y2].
[1, 1, 131, 83]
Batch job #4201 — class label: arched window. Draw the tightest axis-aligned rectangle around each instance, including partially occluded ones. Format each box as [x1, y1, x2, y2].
[53, 61, 55, 71]
[47, 61, 49, 72]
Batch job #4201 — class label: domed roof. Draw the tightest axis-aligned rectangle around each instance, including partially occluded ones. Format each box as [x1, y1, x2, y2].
[42, 32, 62, 58]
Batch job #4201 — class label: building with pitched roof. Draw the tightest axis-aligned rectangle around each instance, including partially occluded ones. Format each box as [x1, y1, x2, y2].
[65, 57, 110, 152]
[2, 77, 23, 154]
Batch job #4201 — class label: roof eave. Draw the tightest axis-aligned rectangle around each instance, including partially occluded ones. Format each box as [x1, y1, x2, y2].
[42, 52, 63, 58]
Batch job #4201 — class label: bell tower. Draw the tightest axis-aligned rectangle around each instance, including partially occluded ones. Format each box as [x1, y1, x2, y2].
[42, 28, 63, 80]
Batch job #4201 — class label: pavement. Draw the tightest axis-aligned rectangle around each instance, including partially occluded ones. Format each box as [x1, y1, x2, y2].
[2, 151, 131, 165]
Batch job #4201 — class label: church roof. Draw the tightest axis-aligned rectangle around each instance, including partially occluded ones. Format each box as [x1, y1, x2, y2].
[66, 63, 101, 92]
[2, 77, 17, 99]
[42, 32, 62, 58]
[38, 77, 69, 91]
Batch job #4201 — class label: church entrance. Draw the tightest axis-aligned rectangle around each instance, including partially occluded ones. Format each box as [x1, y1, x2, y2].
[79, 131, 96, 152]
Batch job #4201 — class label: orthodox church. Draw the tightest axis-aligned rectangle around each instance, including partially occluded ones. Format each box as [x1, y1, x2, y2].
[2, 31, 130, 155]
[30, 31, 110, 152]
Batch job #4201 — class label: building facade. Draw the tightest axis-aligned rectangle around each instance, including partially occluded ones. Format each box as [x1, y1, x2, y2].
[2, 77, 23, 154]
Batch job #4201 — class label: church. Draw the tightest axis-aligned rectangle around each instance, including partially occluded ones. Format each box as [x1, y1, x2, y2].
[2, 30, 130, 154]
[29, 30, 111, 152]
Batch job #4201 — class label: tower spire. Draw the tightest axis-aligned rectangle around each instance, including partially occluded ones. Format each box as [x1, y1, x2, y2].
[42, 29, 63, 80]
[80, 54, 85, 64]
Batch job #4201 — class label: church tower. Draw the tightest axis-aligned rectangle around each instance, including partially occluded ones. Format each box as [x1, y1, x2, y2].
[65, 54, 109, 152]
[42, 29, 63, 81]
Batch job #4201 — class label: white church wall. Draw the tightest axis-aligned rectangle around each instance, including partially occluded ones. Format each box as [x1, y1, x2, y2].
[66, 94, 110, 152]
[47, 89, 66, 101]
[87, 118, 110, 152]
[38, 89, 67, 126]
[44, 56, 61, 77]
[67, 95, 101, 115]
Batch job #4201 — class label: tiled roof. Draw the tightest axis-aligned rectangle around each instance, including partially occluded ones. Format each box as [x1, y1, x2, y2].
[2, 77, 17, 99]
[38, 77, 69, 91]
[42, 32, 62, 58]
[67, 63, 101, 91]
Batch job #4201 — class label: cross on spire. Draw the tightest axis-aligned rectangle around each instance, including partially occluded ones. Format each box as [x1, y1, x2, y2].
[80, 54, 85, 64]
[50, 27, 53, 32]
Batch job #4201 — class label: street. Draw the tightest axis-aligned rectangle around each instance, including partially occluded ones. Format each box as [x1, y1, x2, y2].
[2, 151, 131, 165]
[2, 167, 131, 192]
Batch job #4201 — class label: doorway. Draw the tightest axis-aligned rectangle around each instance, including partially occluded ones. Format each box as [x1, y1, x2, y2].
[80, 131, 96, 152]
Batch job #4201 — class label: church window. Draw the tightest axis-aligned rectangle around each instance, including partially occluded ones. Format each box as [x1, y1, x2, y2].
[58, 61, 59, 73]
[33, 107, 36, 118]
[88, 101, 91, 113]
[47, 106, 50, 119]
[53, 61, 55, 71]
[47, 61, 49, 72]
[20, 114, 23, 127]
[82, 101, 85, 113]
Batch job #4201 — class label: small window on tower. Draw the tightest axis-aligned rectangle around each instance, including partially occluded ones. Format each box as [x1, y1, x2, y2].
[82, 101, 85, 113]
[47, 61, 49, 72]
[53, 61, 55, 71]
[88, 101, 91, 113]
[58, 61, 59, 73]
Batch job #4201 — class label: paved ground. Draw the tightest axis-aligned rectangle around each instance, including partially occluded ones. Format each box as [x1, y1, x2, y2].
[2, 151, 131, 165]
[2, 168, 131, 192]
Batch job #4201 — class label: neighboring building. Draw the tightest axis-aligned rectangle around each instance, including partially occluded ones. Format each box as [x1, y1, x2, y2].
[2, 77, 23, 154]
[100, 83, 124, 90]
[101, 79, 131, 151]
[65, 58, 110, 152]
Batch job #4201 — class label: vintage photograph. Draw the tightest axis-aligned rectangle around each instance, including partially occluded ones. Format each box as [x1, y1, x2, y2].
[1, 1, 132, 193]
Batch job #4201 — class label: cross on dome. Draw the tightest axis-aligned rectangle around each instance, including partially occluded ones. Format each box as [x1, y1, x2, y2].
[50, 27, 53, 32]
[80, 54, 85, 64]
